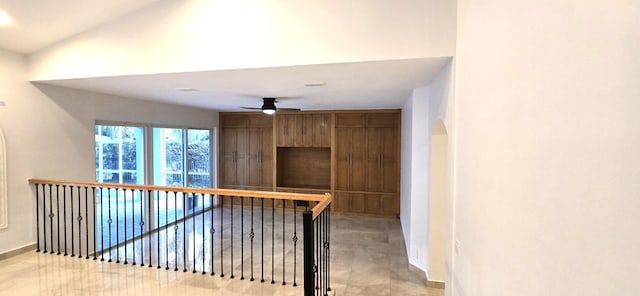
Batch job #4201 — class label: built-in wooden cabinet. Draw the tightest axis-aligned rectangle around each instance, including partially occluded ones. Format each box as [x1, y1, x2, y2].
[219, 113, 272, 189]
[277, 113, 330, 147]
[334, 112, 400, 216]
[219, 110, 400, 217]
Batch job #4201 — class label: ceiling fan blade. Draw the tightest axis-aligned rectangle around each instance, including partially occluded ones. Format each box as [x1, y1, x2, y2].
[278, 108, 301, 111]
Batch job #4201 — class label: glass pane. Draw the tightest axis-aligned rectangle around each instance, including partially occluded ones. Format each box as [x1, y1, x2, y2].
[187, 129, 211, 212]
[153, 128, 185, 227]
[94, 124, 145, 250]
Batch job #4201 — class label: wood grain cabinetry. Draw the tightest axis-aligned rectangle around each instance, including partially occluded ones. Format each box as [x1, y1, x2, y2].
[276, 113, 330, 147]
[334, 112, 400, 216]
[219, 113, 272, 189]
[220, 110, 400, 217]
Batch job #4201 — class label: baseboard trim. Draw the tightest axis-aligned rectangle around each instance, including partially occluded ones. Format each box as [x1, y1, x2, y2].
[0, 243, 37, 261]
[427, 280, 445, 289]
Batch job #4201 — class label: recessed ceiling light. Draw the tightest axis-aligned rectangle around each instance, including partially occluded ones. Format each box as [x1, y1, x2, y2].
[0, 11, 12, 26]
[304, 82, 326, 87]
[176, 88, 199, 92]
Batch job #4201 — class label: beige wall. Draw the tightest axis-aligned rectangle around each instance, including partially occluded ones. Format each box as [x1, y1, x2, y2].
[428, 128, 447, 282]
[453, 1, 640, 295]
[0, 48, 218, 253]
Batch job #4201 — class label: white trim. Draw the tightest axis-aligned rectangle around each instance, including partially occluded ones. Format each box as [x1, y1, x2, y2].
[0, 127, 7, 229]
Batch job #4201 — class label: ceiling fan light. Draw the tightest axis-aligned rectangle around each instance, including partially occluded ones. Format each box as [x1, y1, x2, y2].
[261, 98, 277, 115]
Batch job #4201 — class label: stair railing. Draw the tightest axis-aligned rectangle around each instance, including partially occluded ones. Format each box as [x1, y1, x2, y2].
[28, 179, 331, 296]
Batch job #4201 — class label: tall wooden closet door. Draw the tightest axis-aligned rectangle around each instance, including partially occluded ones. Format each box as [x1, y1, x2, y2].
[221, 128, 238, 186]
[259, 127, 273, 187]
[365, 128, 382, 192]
[247, 127, 262, 186]
[235, 128, 249, 186]
[380, 127, 398, 193]
[335, 128, 351, 190]
[350, 128, 367, 191]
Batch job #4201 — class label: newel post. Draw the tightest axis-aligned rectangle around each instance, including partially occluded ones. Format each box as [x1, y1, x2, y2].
[303, 210, 315, 296]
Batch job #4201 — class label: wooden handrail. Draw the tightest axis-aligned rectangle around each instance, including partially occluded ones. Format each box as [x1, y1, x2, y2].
[28, 179, 332, 215]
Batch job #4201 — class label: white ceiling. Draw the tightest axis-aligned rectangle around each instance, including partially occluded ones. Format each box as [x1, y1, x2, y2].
[0, 0, 161, 53]
[1, 0, 450, 111]
[40, 57, 450, 111]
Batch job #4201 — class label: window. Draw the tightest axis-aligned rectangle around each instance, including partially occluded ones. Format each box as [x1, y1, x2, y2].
[95, 125, 144, 184]
[95, 124, 213, 248]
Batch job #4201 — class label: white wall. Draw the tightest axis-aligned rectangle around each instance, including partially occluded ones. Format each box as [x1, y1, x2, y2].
[453, 1, 640, 295]
[29, 0, 456, 80]
[0, 48, 218, 253]
[401, 60, 454, 277]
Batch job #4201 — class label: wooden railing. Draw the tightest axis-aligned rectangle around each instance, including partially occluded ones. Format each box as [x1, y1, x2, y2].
[28, 179, 332, 296]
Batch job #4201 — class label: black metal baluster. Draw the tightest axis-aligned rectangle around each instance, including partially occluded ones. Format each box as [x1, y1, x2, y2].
[220, 195, 224, 278]
[261, 198, 264, 283]
[230, 196, 234, 279]
[89, 187, 93, 260]
[327, 207, 331, 292]
[148, 190, 153, 268]
[144, 190, 151, 267]
[181, 193, 189, 272]
[193, 194, 197, 273]
[271, 199, 275, 284]
[131, 189, 138, 265]
[42, 184, 47, 253]
[56, 184, 61, 255]
[63, 185, 68, 256]
[108, 188, 113, 262]
[134, 189, 142, 266]
[70, 186, 75, 257]
[156, 190, 160, 269]
[123, 188, 128, 264]
[317, 215, 320, 293]
[302, 211, 314, 296]
[116, 188, 120, 263]
[166, 191, 171, 270]
[282, 200, 286, 285]
[250, 197, 255, 281]
[214, 194, 216, 275]
[293, 201, 298, 286]
[100, 187, 105, 261]
[240, 196, 244, 280]
[49, 184, 54, 254]
[36, 184, 40, 252]
[201, 193, 206, 275]
[323, 210, 327, 296]
[171, 191, 175, 271]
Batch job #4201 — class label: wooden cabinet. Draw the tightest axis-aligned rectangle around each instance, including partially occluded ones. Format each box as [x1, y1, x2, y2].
[221, 110, 400, 217]
[276, 113, 330, 147]
[219, 113, 273, 189]
[334, 112, 400, 216]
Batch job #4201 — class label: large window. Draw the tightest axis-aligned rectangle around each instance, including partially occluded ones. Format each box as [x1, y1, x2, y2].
[95, 124, 213, 248]
[95, 125, 144, 184]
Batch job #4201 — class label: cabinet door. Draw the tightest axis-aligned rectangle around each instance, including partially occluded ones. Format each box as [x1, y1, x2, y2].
[333, 192, 350, 212]
[364, 194, 381, 214]
[259, 127, 273, 187]
[220, 127, 238, 187]
[247, 127, 262, 186]
[350, 128, 367, 191]
[365, 128, 382, 192]
[350, 193, 366, 213]
[380, 194, 399, 216]
[276, 114, 296, 147]
[298, 114, 313, 147]
[235, 128, 249, 186]
[380, 127, 398, 193]
[335, 128, 351, 191]
[312, 114, 331, 147]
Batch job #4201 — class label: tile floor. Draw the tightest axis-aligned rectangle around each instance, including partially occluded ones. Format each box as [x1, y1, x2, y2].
[0, 214, 443, 296]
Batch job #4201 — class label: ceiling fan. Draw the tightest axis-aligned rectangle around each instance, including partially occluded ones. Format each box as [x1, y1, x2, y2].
[241, 97, 301, 115]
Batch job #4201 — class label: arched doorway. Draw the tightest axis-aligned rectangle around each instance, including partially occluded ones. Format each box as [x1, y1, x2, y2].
[428, 120, 448, 285]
